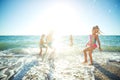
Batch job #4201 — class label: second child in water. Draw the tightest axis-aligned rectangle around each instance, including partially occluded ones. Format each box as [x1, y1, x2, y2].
[39, 34, 47, 56]
[83, 25, 102, 65]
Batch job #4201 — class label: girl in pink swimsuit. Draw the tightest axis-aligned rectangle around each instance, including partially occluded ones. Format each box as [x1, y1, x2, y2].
[86, 35, 97, 48]
[83, 25, 102, 65]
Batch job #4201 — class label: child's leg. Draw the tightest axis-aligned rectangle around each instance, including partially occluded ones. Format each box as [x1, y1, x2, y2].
[83, 48, 89, 63]
[40, 48, 42, 56]
[89, 51, 93, 65]
[88, 48, 94, 65]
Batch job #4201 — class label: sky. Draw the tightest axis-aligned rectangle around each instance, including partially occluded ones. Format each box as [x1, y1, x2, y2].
[0, 0, 120, 35]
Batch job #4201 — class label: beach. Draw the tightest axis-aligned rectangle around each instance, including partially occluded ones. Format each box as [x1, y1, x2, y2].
[0, 47, 120, 80]
[0, 36, 120, 80]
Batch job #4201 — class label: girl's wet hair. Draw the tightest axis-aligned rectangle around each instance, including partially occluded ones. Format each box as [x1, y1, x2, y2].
[92, 25, 101, 34]
[93, 25, 99, 30]
[95, 25, 99, 29]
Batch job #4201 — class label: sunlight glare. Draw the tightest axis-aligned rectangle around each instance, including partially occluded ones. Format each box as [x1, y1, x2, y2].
[35, 2, 82, 35]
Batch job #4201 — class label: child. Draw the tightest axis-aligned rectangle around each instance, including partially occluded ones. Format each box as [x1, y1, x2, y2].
[70, 35, 73, 46]
[83, 25, 102, 65]
[46, 31, 55, 59]
[46, 31, 54, 49]
[39, 34, 47, 56]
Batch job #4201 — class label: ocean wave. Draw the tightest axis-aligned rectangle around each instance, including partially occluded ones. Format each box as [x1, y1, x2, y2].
[0, 42, 20, 50]
[0, 35, 120, 52]
[0, 45, 120, 57]
[0, 42, 39, 50]
[0, 48, 39, 56]
[101, 45, 120, 52]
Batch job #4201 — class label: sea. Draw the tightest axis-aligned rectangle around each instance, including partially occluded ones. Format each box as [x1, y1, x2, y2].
[0, 35, 120, 55]
[0, 35, 120, 80]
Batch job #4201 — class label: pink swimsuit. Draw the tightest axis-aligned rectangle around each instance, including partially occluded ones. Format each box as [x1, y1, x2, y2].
[86, 35, 97, 48]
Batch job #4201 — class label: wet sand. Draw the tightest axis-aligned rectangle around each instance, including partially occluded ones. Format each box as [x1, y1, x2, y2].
[94, 61, 120, 80]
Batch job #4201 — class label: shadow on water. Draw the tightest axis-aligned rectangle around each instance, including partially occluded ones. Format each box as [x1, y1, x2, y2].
[94, 62, 120, 80]
[9, 60, 38, 80]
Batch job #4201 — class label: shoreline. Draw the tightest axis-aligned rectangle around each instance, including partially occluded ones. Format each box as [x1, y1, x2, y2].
[0, 51, 120, 80]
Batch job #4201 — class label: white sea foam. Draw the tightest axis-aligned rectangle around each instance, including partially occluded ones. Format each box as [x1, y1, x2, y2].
[0, 43, 120, 80]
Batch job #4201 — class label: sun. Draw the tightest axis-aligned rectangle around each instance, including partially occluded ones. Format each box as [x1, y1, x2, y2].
[25, 1, 91, 36]
[28, 1, 83, 35]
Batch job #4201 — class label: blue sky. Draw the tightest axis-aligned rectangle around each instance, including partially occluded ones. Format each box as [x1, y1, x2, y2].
[0, 0, 120, 35]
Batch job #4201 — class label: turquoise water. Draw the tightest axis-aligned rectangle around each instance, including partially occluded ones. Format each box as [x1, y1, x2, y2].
[0, 35, 120, 52]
